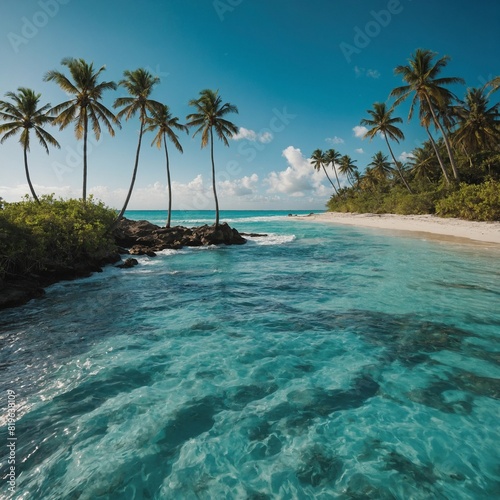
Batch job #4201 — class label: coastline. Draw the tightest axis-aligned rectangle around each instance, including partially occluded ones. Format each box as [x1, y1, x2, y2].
[294, 212, 500, 245]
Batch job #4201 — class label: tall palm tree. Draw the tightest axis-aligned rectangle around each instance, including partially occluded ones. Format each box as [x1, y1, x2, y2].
[360, 102, 412, 192]
[186, 89, 238, 226]
[113, 68, 162, 221]
[325, 148, 342, 191]
[44, 57, 119, 201]
[145, 104, 187, 228]
[390, 49, 465, 180]
[453, 87, 500, 154]
[311, 149, 337, 194]
[338, 155, 358, 186]
[0, 88, 60, 203]
[368, 151, 393, 181]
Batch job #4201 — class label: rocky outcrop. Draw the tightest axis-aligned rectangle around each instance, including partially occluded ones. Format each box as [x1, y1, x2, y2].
[0, 250, 121, 310]
[113, 219, 247, 252]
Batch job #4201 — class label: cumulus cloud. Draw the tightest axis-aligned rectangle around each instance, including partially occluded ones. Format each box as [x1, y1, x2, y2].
[219, 174, 259, 196]
[264, 146, 329, 198]
[355, 148, 365, 154]
[353, 126, 368, 138]
[354, 66, 381, 79]
[232, 127, 273, 143]
[398, 151, 415, 162]
[325, 136, 345, 145]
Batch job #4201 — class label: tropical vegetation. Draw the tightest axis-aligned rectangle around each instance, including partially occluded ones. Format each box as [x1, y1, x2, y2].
[319, 49, 499, 221]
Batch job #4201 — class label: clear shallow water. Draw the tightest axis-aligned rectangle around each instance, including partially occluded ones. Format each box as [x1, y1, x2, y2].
[1, 210, 499, 499]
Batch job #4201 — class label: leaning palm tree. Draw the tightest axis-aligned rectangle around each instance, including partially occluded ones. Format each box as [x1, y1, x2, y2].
[325, 148, 342, 191]
[113, 68, 162, 221]
[360, 102, 412, 192]
[338, 155, 358, 186]
[186, 89, 238, 226]
[145, 104, 187, 228]
[390, 49, 465, 180]
[0, 88, 60, 203]
[453, 87, 500, 154]
[311, 149, 337, 194]
[368, 151, 393, 181]
[44, 57, 119, 201]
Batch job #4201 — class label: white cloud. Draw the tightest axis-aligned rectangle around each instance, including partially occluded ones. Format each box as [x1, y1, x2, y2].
[355, 148, 364, 154]
[265, 146, 329, 197]
[219, 174, 259, 196]
[398, 151, 415, 162]
[326, 136, 345, 145]
[354, 66, 381, 79]
[232, 127, 273, 144]
[353, 126, 368, 139]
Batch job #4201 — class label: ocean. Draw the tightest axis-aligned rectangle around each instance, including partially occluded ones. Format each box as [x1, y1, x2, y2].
[0, 210, 499, 499]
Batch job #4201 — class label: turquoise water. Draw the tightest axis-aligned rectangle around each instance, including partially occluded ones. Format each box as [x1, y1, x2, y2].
[1, 210, 499, 499]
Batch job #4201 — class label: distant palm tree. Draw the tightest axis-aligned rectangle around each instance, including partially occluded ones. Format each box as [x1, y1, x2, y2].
[361, 167, 380, 192]
[0, 88, 60, 203]
[186, 89, 238, 226]
[453, 87, 500, 154]
[325, 148, 342, 191]
[311, 149, 337, 194]
[338, 155, 358, 186]
[390, 49, 465, 180]
[368, 151, 392, 181]
[44, 57, 119, 201]
[360, 102, 412, 192]
[409, 143, 440, 183]
[114, 68, 162, 221]
[145, 104, 187, 228]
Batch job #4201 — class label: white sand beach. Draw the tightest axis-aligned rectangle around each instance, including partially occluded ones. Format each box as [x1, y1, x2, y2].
[294, 212, 500, 245]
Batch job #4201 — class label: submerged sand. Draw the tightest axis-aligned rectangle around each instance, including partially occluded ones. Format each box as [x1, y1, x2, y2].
[293, 212, 500, 245]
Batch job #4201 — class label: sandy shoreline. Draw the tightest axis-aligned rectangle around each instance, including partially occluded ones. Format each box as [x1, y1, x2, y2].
[293, 212, 500, 245]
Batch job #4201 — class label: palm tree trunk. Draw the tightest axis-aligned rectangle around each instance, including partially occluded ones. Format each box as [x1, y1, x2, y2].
[210, 127, 220, 227]
[24, 146, 40, 204]
[83, 109, 88, 202]
[322, 166, 338, 195]
[332, 163, 342, 191]
[116, 120, 144, 222]
[385, 136, 412, 193]
[425, 126, 451, 184]
[425, 94, 460, 181]
[163, 133, 172, 228]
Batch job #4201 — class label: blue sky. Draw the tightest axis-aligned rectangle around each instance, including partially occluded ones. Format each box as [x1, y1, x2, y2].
[0, 0, 499, 210]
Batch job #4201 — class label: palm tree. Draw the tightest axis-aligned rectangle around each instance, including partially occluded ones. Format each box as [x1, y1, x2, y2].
[368, 151, 393, 181]
[360, 102, 412, 192]
[390, 49, 465, 180]
[325, 148, 342, 191]
[409, 143, 440, 183]
[311, 149, 337, 194]
[145, 104, 187, 228]
[44, 57, 119, 201]
[113, 68, 162, 221]
[486, 76, 500, 95]
[186, 89, 238, 226]
[338, 155, 358, 186]
[0, 88, 60, 203]
[453, 87, 500, 154]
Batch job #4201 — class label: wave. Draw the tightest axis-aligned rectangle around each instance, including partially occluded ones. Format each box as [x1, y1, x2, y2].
[246, 233, 296, 246]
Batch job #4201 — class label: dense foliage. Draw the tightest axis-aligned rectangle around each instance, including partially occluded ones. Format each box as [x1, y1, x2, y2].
[0, 196, 116, 279]
[321, 50, 499, 221]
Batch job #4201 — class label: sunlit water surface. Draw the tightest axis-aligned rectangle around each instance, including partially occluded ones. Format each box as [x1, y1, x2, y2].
[1, 210, 499, 499]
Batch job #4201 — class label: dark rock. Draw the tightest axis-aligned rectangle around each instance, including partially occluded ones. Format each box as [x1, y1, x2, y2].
[116, 258, 139, 269]
[240, 232, 268, 237]
[113, 219, 161, 247]
[0, 279, 45, 309]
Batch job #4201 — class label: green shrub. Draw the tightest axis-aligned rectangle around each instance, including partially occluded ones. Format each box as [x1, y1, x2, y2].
[0, 196, 117, 279]
[435, 180, 500, 221]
